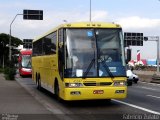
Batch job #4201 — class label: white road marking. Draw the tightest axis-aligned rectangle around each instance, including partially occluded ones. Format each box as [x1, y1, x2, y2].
[138, 86, 157, 91]
[139, 81, 160, 86]
[113, 99, 160, 115]
[146, 95, 160, 99]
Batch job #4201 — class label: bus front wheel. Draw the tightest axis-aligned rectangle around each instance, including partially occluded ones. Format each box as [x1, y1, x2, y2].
[54, 80, 60, 100]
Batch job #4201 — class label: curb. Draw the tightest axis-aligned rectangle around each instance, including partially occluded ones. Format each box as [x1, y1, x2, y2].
[150, 80, 160, 84]
[151, 74, 160, 84]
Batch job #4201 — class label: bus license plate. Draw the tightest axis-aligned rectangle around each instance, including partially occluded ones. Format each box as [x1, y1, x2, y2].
[93, 90, 104, 94]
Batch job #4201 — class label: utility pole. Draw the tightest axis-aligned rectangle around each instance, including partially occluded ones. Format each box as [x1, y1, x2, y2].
[144, 36, 159, 73]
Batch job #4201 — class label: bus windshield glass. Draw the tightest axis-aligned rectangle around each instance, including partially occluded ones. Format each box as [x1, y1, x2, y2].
[64, 28, 126, 78]
[22, 55, 31, 68]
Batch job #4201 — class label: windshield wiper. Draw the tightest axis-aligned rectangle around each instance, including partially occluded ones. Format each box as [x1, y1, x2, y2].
[82, 58, 95, 79]
[99, 58, 114, 78]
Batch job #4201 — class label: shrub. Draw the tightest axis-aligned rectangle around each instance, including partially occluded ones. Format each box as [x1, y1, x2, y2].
[4, 67, 16, 80]
[4, 60, 16, 80]
[152, 74, 160, 80]
[0, 67, 4, 73]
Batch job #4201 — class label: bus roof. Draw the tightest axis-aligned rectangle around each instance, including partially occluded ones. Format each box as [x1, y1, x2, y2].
[33, 22, 121, 42]
[20, 50, 32, 55]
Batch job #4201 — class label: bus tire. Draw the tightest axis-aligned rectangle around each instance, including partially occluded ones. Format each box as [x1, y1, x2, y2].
[36, 73, 38, 88]
[20, 74, 24, 78]
[54, 80, 60, 100]
[106, 99, 111, 103]
[37, 74, 41, 90]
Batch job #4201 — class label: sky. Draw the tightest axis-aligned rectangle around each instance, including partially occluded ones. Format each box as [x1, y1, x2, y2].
[0, 0, 160, 60]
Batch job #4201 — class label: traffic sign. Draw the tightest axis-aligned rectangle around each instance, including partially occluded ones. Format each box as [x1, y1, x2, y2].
[124, 32, 143, 47]
[23, 10, 43, 20]
[23, 39, 33, 49]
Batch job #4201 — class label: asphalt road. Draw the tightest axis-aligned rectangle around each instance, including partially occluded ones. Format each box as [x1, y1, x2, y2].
[122, 82, 160, 113]
[14, 75, 160, 120]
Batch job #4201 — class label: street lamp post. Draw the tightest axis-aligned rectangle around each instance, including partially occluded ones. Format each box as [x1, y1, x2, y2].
[9, 14, 22, 61]
[156, 36, 159, 73]
[89, 0, 92, 21]
[144, 36, 159, 73]
[9, 10, 43, 61]
[1, 41, 5, 68]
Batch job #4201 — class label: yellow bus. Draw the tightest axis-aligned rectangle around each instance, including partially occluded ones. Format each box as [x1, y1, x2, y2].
[32, 22, 127, 101]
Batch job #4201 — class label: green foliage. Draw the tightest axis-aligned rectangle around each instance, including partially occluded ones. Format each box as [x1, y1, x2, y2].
[152, 74, 160, 80]
[134, 65, 156, 71]
[0, 67, 4, 73]
[0, 33, 23, 47]
[134, 65, 144, 70]
[4, 67, 16, 80]
[0, 33, 23, 67]
[4, 61, 16, 80]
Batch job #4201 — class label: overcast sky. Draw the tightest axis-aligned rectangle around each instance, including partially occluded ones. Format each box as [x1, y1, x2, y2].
[0, 0, 160, 60]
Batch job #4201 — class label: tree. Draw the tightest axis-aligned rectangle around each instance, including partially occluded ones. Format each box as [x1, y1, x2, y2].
[0, 33, 23, 67]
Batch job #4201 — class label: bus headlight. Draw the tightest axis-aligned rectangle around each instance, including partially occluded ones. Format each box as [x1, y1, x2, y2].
[65, 83, 83, 88]
[113, 81, 126, 86]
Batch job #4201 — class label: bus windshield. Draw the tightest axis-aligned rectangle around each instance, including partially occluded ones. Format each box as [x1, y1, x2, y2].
[64, 28, 126, 78]
[22, 55, 31, 68]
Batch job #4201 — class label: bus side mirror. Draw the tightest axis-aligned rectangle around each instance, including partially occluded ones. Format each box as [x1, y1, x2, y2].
[126, 49, 131, 64]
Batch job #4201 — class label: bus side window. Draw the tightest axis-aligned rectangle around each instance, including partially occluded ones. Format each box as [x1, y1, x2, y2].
[43, 31, 57, 55]
[58, 29, 64, 79]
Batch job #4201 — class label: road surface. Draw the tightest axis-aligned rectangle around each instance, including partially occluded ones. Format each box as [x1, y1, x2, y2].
[14, 75, 160, 120]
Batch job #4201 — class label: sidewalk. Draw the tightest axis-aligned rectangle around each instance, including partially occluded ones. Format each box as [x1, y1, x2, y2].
[0, 73, 52, 114]
[133, 70, 159, 76]
[133, 70, 160, 83]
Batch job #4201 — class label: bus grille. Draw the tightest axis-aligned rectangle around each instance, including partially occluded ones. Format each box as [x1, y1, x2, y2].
[83, 82, 112, 86]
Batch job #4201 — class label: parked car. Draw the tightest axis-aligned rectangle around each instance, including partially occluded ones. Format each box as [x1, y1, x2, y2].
[132, 73, 139, 83]
[126, 65, 139, 86]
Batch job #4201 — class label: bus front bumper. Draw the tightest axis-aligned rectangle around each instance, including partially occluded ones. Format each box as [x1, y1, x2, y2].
[63, 87, 127, 101]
